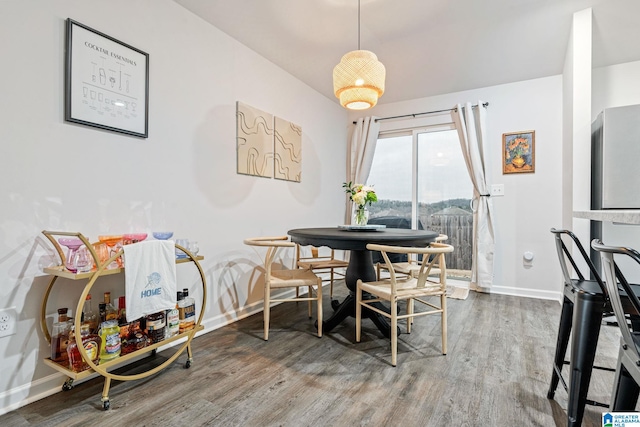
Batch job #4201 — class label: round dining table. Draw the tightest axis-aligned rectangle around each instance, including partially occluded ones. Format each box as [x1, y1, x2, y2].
[288, 227, 438, 338]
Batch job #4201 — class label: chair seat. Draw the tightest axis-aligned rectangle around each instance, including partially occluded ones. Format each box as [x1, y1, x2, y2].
[385, 262, 443, 276]
[271, 269, 320, 288]
[359, 278, 444, 299]
[298, 259, 349, 270]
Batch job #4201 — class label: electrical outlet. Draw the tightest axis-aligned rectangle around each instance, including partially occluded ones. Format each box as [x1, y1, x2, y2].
[491, 184, 505, 197]
[0, 308, 17, 338]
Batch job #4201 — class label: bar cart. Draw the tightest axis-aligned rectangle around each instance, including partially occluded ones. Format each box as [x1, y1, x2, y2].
[40, 230, 206, 410]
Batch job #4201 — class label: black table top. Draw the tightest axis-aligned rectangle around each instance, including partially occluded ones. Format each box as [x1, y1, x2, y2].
[288, 227, 438, 251]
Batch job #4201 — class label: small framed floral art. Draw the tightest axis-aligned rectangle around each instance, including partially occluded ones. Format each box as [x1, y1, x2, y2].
[502, 130, 535, 174]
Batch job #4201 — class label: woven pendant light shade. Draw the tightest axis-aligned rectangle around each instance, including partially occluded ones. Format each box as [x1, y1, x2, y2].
[333, 50, 386, 110]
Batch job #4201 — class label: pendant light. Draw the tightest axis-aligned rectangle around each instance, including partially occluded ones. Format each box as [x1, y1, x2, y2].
[333, 0, 386, 110]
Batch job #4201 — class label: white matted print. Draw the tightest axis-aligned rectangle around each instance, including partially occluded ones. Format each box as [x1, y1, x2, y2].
[65, 19, 149, 138]
[274, 117, 302, 182]
[236, 102, 274, 178]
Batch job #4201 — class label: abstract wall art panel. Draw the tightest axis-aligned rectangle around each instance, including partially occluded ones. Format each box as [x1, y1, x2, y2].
[274, 116, 302, 182]
[236, 102, 274, 178]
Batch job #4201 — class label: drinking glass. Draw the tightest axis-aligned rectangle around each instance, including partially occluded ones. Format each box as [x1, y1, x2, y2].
[175, 239, 189, 259]
[58, 238, 84, 273]
[73, 245, 93, 273]
[98, 235, 123, 269]
[188, 241, 199, 257]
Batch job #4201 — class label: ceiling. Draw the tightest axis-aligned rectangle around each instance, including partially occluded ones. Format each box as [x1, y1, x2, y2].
[173, 0, 640, 107]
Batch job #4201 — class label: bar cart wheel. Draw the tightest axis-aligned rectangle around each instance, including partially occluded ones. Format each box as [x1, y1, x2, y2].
[62, 378, 74, 391]
[184, 359, 192, 369]
[103, 400, 110, 411]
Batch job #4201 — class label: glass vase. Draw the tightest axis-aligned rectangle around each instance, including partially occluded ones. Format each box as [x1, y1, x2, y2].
[353, 205, 369, 226]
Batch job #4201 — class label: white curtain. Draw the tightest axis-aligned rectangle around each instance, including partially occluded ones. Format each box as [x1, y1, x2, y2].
[345, 117, 380, 224]
[452, 102, 495, 291]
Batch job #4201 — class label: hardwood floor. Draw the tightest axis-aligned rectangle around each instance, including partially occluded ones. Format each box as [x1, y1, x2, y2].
[1, 284, 635, 426]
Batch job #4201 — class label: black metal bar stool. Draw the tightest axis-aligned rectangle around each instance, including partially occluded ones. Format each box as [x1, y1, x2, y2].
[548, 228, 612, 427]
[592, 240, 640, 413]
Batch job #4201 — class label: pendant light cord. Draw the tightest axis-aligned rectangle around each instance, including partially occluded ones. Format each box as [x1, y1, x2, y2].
[357, 0, 361, 50]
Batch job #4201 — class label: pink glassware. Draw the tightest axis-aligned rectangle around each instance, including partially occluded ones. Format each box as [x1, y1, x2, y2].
[123, 233, 148, 245]
[58, 238, 84, 273]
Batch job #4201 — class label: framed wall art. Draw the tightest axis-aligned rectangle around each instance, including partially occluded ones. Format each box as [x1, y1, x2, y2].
[65, 18, 149, 138]
[503, 130, 535, 174]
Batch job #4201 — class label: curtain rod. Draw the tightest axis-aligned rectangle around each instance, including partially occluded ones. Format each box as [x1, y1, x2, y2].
[352, 102, 489, 124]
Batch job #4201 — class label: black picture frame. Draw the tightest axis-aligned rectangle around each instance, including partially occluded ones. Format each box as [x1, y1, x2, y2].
[64, 18, 149, 138]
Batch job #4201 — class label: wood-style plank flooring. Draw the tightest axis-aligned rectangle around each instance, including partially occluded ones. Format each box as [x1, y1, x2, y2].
[1, 284, 635, 426]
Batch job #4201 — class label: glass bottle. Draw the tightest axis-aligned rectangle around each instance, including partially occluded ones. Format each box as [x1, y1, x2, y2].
[121, 320, 144, 355]
[103, 292, 118, 321]
[67, 324, 101, 372]
[98, 303, 107, 323]
[145, 311, 166, 344]
[98, 319, 121, 363]
[176, 291, 185, 333]
[117, 296, 127, 324]
[82, 294, 98, 334]
[117, 296, 130, 341]
[50, 308, 72, 364]
[179, 289, 195, 333]
[166, 295, 180, 338]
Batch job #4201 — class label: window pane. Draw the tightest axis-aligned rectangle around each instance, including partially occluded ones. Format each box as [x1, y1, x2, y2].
[418, 130, 472, 272]
[367, 135, 413, 222]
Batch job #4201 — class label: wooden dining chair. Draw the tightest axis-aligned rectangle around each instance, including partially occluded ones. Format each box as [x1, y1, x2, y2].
[244, 236, 323, 340]
[376, 234, 448, 280]
[296, 244, 348, 298]
[356, 242, 454, 366]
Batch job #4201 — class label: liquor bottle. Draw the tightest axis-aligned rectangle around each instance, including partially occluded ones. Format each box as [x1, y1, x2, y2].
[117, 296, 130, 340]
[50, 308, 72, 364]
[145, 311, 166, 344]
[103, 292, 118, 321]
[179, 288, 195, 333]
[82, 294, 98, 334]
[166, 295, 180, 338]
[67, 323, 101, 372]
[121, 319, 149, 355]
[98, 319, 121, 363]
[117, 296, 127, 324]
[98, 303, 107, 323]
[176, 291, 185, 332]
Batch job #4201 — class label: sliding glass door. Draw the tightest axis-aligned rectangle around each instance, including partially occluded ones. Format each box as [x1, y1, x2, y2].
[368, 128, 472, 274]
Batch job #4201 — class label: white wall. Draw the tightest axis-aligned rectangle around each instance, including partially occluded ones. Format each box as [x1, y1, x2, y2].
[0, 0, 347, 413]
[348, 76, 564, 300]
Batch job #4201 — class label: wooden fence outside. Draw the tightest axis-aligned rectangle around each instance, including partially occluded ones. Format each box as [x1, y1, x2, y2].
[422, 212, 473, 271]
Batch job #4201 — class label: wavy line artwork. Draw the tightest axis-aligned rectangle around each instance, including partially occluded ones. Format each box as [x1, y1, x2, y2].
[237, 102, 274, 178]
[274, 116, 302, 182]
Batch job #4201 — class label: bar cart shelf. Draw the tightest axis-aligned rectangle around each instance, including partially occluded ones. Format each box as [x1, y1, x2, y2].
[40, 230, 207, 410]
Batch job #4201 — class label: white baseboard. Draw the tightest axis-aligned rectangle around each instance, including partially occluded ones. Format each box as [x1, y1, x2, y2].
[487, 285, 562, 303]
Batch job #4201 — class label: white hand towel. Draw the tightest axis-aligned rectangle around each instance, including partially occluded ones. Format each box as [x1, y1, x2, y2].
[123, 240, 177, 322]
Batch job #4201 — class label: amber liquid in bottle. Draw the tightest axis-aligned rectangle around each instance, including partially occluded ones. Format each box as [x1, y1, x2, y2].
[82, 293, 98, 334]
[145, 311, 166, 344]
[51, 308, 71, 364]
[103, 292, 118, 321]
[67, 324, 101, 372]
